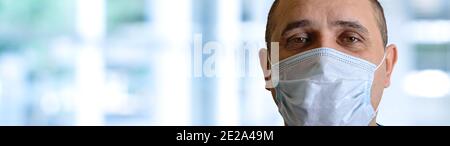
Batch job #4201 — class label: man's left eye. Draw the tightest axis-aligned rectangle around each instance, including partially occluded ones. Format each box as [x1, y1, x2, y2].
[341, 36, 360, 44]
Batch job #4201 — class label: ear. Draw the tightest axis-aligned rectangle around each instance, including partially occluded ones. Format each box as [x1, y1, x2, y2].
[259, 48, 273, 89]
[384, 44, 398, 88]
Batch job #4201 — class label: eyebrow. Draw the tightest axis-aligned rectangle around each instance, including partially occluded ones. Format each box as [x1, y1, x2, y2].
[332, 20, 369, 34]
[282, 19, 312, 37]
[281, 19, 370, 37]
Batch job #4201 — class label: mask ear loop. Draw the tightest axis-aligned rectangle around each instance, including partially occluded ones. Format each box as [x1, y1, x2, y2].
[265, 56, 274, 89]
[375, 52, 387, 71]
[259, 49, 273, 89]
[371, 52, 388, 124]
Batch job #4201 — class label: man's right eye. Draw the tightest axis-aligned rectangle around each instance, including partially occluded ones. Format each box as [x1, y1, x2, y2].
[286, 34, 310, 50]
[288, 36, 309, 44]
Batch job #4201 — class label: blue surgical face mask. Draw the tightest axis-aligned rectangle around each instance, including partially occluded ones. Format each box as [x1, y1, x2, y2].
[271, 48, 386, 126]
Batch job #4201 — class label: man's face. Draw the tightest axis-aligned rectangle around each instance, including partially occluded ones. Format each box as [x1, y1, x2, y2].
[264, 0, 398, 119]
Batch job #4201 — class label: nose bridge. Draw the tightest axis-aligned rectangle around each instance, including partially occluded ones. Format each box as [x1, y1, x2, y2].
[310, 29, 337, 50]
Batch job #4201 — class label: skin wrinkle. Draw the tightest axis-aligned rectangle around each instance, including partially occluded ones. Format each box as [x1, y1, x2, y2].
[260, 0, 398, 126]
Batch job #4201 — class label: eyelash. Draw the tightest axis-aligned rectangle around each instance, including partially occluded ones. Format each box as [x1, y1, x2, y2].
[338, 32, 364, 46]
[288, 36, 309, 44]
[285, 32, 364, 50]
[286, 33, 311, 49]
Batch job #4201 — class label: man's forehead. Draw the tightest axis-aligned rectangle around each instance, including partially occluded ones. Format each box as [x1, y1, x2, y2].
[277, 0, 373, 8]
[275, 0, 374, 19]
[273, 0, 378, 34]
[266, 0, 387, 49]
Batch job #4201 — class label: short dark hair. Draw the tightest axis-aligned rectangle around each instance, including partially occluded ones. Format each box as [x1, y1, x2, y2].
[265, 0, 388, 49]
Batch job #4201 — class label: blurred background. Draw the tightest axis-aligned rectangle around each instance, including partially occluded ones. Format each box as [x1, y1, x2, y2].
[0, 0, 449, 126]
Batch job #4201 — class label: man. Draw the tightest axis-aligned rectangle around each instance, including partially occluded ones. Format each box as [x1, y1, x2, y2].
[259, 0, 398, 126]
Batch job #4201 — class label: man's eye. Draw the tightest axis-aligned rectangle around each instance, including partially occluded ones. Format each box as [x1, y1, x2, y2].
[288, 36, 309, 44]
[342, 36, 360, 44]
[285, 35, 311, 50]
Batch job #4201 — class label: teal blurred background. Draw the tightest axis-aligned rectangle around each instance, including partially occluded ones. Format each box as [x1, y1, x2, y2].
[0, 0, 449, 126]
